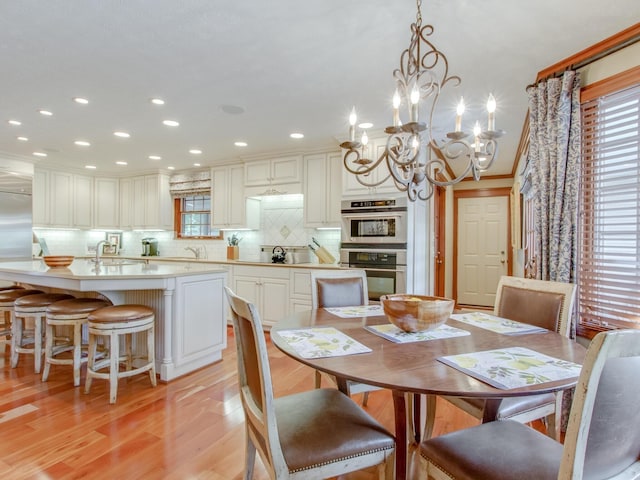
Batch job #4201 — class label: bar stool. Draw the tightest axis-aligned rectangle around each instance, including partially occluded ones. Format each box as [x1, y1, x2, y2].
[43, 297, 112, 386]
[12, 293, 75, 373]
[0, 289, 45, 344]
[85, 305, 157, 404]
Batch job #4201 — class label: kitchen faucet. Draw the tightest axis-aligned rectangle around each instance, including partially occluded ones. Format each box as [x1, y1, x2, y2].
[184, 246, 201, 259]
[94, 240, 111, 264]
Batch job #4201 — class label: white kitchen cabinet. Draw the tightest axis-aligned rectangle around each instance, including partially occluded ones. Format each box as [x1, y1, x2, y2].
[342, 136, 398, 197]
[303, 152, 342, 228]
[211, 165, 260, 230]
[290, 268, 312, 312]
[244, 155, 302, 186]
[33, 168, 77, 228]
[120, 174, 172, 230]
[73, 174, 94, 229]
[232, 265, 290, 328]
[32, 168, 49, 226]
[93, 177, 120, 230]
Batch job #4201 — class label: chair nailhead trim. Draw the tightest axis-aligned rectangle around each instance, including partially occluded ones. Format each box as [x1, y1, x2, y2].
[289, 444, 395, 473]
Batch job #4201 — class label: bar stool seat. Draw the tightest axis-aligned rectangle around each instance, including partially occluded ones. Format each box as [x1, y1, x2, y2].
[0, 285, 24, 292]
[85, 305, 157, 404]
[12, 293, 75, 373]
[43, 297, 112, 386]
[0, 289, 45, 343]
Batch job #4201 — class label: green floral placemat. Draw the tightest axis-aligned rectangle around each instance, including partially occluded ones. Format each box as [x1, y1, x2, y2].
[277, 327, 372, 358]
[365, 323, 470, 343]
[324, 305, 384, 318]
[438, 346, 581, 390]
[450, 312, 548, 335]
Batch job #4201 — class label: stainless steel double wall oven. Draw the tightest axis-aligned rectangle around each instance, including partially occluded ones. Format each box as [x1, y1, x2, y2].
[340, 198, 408, 301]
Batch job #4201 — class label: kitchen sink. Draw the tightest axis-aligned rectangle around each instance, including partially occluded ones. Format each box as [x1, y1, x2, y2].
[98, 259, 143, 266]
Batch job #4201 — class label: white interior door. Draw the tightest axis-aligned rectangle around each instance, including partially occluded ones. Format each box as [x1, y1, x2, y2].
[457, 196, 509, 307]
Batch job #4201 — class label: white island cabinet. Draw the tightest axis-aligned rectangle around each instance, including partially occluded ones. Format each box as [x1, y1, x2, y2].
[0, 260, 228, 381]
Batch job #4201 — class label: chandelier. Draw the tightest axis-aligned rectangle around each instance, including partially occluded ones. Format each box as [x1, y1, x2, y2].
[340, 0, 505, 201]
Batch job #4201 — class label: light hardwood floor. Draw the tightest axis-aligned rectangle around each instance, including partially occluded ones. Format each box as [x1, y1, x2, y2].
[0, 327, 487, 479]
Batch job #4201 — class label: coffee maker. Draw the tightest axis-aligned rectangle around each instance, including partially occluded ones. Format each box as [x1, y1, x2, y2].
[141, 238, 159, 256]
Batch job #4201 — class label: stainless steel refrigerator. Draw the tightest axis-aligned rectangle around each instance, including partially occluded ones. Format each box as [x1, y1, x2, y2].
[0, 173, 32, 261]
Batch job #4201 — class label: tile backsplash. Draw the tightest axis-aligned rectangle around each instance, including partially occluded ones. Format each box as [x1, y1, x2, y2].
[33, 194, 341, 263]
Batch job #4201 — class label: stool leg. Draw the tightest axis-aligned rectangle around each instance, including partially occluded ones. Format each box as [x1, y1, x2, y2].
[109, 330, 120, 404]
[42, 322, 53, 382]
[34, 314, 44, 374]
[125, 333, 133, 371]
[85, 331, 98, 395]
[72, 321, 82, 387]
[10, 315, 22, 368]
[148, 325, 157, 387]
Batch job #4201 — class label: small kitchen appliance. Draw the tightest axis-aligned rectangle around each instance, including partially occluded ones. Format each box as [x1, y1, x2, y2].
[141, 238, 159, 256]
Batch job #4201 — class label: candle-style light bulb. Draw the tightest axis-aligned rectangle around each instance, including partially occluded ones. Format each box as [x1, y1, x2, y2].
[361, 131, 369, 158]
[392, 89, 401, 127]
[455, 97, 465, 132]
[487, 94, 496, 131]
[349, 107, 357, 141]
[410, 85, 420, 122]
[473, 121, 482, 153]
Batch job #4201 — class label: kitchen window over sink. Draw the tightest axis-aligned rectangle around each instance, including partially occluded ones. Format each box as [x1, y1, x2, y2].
[174, 195, 222, 239]
[169, 171, 222, 240]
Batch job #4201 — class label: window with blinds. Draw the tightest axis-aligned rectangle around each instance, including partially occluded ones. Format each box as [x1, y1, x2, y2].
[579, 82, 640, 331]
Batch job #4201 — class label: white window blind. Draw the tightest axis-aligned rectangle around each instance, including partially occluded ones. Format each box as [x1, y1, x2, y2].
[579, 83, 640, 330]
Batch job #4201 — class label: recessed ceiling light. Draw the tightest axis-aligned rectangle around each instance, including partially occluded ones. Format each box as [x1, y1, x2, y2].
[163, 120, 179, 127]
[8, 120, 21, 126]
[189, 149, 202, 155]
[85, 165, 97, 169]
[167, 166, 175, 170]
[17, 136, 28, 142]
[114, 131, 130, 138]
[148, 155, 162, 160]
[358, 122, 373, 129]
[39, 110, 53, 116]
[290, 133, 304, 139]
[193, 163, 201, 167]
[234, 141, 248, 147]
[151, 98, 165, 105]
[116, 161, 128, 166]
[73, 97, 89, 104]
[74, 140, 91, 147]
[33, 152, 47, 157]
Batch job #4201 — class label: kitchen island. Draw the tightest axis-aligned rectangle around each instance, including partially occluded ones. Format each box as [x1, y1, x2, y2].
[0, 259, 228, 381]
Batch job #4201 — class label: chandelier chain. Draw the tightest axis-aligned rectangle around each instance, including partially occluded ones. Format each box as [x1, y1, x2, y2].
[416, 0, 422, 26]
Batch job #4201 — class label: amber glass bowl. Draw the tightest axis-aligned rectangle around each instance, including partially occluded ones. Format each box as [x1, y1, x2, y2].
[380, 294, 455, 332]
[43, 255, 75, 268]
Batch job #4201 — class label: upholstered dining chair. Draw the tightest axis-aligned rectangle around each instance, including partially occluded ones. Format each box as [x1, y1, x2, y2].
[421, 275, 577, 441]
[224, 286, 396, 480]
[419, 329, 640, 480]
[310, 269, 381, 406]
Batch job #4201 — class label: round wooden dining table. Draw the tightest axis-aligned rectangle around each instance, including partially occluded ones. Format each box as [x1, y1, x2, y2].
[270, 308, 587, 480]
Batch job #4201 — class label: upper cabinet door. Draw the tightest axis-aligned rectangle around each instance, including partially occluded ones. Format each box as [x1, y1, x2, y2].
[244, 155, 302, 186]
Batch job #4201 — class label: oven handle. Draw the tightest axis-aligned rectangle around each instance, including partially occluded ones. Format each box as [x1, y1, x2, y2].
[342, 213, 405, 220]
[356, 267, 407, 273]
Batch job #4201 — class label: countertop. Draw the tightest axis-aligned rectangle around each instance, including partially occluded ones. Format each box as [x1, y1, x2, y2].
[0, 259, 228, 280]
[98, 256, 345, 269]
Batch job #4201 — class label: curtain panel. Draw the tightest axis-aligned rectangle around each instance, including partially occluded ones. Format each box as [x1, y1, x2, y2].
[527, 70, 581, 287]
[169, 171, 211, 198]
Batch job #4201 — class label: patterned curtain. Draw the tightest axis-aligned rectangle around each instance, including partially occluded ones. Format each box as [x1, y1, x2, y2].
[527, 71, 581, 289]
[526, 70, 581, 432]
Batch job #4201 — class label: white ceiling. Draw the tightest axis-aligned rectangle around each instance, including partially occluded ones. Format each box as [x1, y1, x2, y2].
[0, 0, 638, 178]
